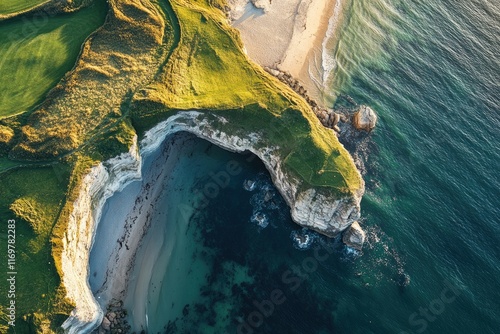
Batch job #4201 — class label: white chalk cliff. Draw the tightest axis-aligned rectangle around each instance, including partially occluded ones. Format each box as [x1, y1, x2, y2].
[61, 110, 364, 333]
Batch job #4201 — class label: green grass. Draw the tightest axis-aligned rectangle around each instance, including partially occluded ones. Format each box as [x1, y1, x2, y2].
[0, 165, 73, 332]
[0, 0, 47, 16]
[0, 157, 22, 171]
[145, 0, 287, 110]
[0, 0, 108, 118]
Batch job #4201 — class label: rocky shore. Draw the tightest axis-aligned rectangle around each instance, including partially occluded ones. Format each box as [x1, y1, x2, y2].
[262, 67, 378, 251]
[57, 1, 373, 332]
[264, 66, 377, 134]
[264, 67, 342, 131]
[95, 300, 130, 334]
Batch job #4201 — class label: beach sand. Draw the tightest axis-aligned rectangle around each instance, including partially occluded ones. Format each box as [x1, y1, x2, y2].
[229, 0, 342, 102]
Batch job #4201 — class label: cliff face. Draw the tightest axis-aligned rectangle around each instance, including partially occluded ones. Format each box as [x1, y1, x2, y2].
[61, 141, 141, 333]
[61, 110, 364, 333]
[142, 111, 364, 236]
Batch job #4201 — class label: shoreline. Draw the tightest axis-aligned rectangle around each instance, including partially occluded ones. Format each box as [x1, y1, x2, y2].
[91, 132, 199, 332]
[228, 0, 343, 102]
[89, 135, 183, 307]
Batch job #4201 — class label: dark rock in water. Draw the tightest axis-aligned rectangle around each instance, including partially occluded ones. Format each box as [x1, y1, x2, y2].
[397, 273, 411, 287]
[290, 228, 316, 249]
[243, 179, 256, 191]
[251, 211, 269, 228]
[334, 100, 376, 178]
[183, 304, 190, 316]
[107, 312, 116, 322]
[342, 221, 366, 250]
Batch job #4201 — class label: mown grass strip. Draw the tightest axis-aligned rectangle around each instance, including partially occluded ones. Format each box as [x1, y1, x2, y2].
[0, 0, 47, 16]
[0, 0, 108, 118]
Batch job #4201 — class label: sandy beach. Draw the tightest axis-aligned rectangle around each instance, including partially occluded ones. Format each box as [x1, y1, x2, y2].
[229, 0, 343, 102]
[89, 133, 195, 308]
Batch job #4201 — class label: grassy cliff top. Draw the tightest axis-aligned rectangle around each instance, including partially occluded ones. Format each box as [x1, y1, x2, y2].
[132, 0, 362, 193]
[0, 0, 362, 331]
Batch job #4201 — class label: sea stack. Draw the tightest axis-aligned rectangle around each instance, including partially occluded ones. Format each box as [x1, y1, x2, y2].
[353, 105, 378, 132]
[342, 221, 366, 250]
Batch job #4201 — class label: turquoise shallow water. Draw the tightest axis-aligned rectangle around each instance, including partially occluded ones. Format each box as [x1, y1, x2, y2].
[94, 0, 500, 332]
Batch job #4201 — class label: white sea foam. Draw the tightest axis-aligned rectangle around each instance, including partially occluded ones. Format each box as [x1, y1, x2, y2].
[320, 0, 343, 90]
[290, 228, 317, 250]
[251, 211, 269, 228]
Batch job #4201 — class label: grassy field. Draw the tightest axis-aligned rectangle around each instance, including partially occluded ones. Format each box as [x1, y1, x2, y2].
[0, 0, 107, 118]
[0, 0, 107, 331]
[0, 0, 47, 16]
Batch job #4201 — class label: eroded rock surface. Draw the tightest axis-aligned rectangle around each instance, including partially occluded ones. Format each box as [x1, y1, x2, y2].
[342, 221, 366, 250]
[353, 105, 377, 132]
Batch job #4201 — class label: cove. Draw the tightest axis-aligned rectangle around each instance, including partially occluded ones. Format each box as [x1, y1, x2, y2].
[88, 131, 357, 333]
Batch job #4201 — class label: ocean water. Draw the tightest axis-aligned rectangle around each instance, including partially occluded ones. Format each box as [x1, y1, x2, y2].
[107, 0, 499, 333]
[323, 0, 500, 332]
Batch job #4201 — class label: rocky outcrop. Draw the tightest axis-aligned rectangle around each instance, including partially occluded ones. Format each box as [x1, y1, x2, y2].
[97, 300, 130, 334]
[353, 105, 377, 132]
[264, 68, 379, 136]
[264, 67, 342, 132]
[141, 111, 363, 237]
[61, 110, 364, 333]
[342, 221, 366, 250]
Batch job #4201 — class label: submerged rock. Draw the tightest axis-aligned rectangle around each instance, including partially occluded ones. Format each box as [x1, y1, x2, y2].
[342, 221, 366, 250]
[243, 179, 257, 191]
[251, 212, 269, 228]
[290, 228, 316, 250]
[353, 105, 377, 132]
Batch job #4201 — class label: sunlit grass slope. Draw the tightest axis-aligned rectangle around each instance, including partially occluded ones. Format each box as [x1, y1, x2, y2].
[0, 0, 107, 331]
[0, 0, 107, 118]
[133, 0, 362, 193]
